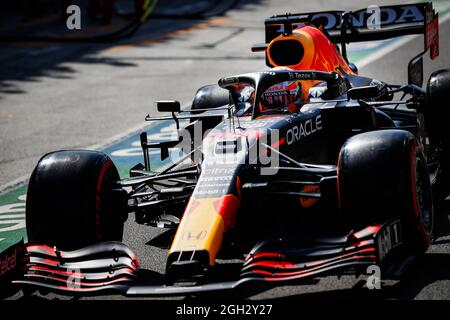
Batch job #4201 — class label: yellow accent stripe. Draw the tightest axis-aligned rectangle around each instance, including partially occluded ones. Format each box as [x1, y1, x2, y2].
[169, 198, 224, 265]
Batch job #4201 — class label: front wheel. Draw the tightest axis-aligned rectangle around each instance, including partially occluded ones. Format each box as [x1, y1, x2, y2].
[26, 150, 127, 250]
[338, 130, 434, 254]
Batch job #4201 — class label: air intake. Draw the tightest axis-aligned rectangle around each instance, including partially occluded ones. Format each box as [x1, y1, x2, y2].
[268, 39, 304, 67]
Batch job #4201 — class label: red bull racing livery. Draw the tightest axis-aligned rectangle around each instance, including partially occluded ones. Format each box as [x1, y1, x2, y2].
[3, 2, 449, 297]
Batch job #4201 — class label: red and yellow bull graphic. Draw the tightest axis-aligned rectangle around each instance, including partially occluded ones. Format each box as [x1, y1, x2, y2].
[168, 153, 243, 266]
[168, 193, 240, 266]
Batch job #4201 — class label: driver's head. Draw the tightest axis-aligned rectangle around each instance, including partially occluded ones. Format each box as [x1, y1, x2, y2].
[260, 76, 302, 113]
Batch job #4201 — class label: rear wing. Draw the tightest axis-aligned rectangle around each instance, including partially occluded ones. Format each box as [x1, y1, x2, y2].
[259, 2, 439, 62]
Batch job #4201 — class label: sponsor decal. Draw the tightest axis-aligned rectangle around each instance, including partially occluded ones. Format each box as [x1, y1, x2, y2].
[194, 166, 236, 198]
[288, 72, 316, 80]
[285, 114, 322, 145]
[311, 4, 425, 30]
[299, 185, 320, 208]
[273, 4, 428, 35]
[377, 219, 402, 262]
[0, 240, 23, 282]
[181, 230, 207, 241]
[0, 250, 16, 278]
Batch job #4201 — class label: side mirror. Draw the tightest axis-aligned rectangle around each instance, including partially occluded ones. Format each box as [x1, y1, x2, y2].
[156, 100, 180, 113]
[347, 85, 380, 100]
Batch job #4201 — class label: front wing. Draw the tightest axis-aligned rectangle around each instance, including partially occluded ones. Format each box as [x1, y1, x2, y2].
[9, 219, 407, 296]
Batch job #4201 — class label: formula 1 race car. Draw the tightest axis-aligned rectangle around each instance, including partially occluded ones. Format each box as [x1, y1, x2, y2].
[6, 2, 450, 296]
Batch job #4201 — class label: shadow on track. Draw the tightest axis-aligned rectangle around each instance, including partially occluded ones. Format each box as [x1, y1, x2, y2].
[0, 0, 263, 98]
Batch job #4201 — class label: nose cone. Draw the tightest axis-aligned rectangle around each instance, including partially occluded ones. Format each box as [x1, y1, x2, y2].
[167, 158, 242, 278]
[168, 194, 240, 266]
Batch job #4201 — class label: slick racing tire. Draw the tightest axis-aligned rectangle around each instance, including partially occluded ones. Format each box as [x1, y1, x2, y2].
[426, 68, 450, 145]
[338, 130, 434, 254]
[426, 69, 450, 201]
[26, 150, 127, 250]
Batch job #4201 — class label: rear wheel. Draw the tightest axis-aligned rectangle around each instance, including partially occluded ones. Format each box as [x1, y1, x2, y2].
[426, 69, 450, 202]
[338, 130, 433, 253]
[426, 68, 450, 145]
[26, 150, 127, 250]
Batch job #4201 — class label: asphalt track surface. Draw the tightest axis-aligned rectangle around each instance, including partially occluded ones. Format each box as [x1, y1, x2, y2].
[2, 0, 450, 300]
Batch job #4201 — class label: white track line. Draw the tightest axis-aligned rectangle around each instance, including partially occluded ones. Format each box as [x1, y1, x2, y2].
[0, 176, 29, 195]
